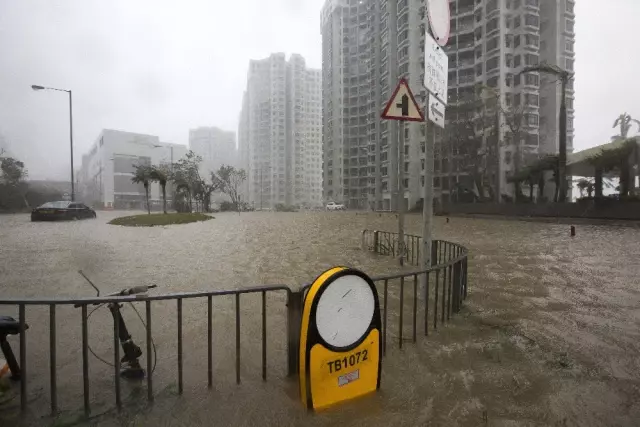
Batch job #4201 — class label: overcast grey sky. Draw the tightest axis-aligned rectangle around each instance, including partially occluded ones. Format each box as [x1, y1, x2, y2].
[0, 0, 638, 180]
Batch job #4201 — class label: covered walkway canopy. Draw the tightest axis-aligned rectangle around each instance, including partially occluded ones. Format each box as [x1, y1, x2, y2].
[567, 136, 639, 178]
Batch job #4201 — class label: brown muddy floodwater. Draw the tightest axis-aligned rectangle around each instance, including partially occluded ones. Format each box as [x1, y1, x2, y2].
[1, 211, 640, 427]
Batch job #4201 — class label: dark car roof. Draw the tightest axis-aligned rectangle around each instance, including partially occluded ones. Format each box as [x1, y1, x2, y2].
[39, 201, 72, 208]
[38, 201, 92, 209]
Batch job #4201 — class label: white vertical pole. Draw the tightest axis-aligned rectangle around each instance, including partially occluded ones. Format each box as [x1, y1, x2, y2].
[397, 120, 405, 266]
[422, 92, 435, 270]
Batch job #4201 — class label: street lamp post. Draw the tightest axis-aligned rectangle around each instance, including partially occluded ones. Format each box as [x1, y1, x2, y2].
[31, 85, 75, 201]
[518, 64, 573, 202]
[152, 144, 174, 172]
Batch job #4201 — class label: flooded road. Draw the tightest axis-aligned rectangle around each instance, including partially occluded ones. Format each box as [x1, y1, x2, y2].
[1, 211, 640, 426]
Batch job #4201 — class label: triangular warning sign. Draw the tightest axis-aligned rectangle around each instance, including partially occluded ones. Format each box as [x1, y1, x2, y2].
[381, 78, 424, 122]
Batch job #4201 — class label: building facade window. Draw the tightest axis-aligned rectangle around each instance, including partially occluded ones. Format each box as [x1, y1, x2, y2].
[525, 74, 539, 86]
[525, 34, 539, 47]
[525, 14, 539, 28]
[565, 19, 574, 32]
[565, 58, 574, 70]
[565, 40, 574, 52]
[524, 53, 538, 66]
[486, 17, 499, 33]
[486, 56, 499, 71]
[487, 36, 499, 52]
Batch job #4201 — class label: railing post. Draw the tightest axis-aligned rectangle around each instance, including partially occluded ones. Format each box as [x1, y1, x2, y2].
[463, 257, 469, 299]
[453, 261, 461, 313]
[373, 231, 379, 254]
[286, 289, 304, 377]
[431, 239, 438, 266]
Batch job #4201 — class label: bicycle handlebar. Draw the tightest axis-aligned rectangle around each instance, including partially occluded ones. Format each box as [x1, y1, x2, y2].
[106, 284, 158, 297]
[74, 285, 158, 307]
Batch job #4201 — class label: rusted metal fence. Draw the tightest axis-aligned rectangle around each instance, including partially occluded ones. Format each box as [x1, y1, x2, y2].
[0, 230, 468, 419]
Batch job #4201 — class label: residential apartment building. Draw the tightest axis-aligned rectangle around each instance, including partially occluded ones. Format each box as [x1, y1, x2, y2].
[188, 127, 237, 179]
[321, 0, 575, 208]
[238, 53, 323, 209]
[321, 0, 426, 210]
[77, 129, 187, 209]
[444, 0, 575, 201]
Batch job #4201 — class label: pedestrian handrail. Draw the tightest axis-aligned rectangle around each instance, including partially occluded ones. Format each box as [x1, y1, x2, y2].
[359, 230, 469, 356]
[0, 285, 294, 418]
[0, 230, 469, 421]
[361, 229, 467, 268]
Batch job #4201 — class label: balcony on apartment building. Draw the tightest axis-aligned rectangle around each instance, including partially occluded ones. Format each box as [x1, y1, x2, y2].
[450, 51, 475, 71]
[450, 33, 476, 52]
[451, 0, 475, 17]
[451, 16, 475, 36]
[523, 0, 540, 11]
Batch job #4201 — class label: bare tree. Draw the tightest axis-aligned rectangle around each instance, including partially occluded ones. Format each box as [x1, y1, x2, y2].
[0, 149, 29, 210]
[442, 86, 501, 203]
[171, 150, 221, 212]
[500, 102, 528, 202]
[214, 165, 247, 213]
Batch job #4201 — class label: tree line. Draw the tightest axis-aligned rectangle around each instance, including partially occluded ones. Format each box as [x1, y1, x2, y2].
[441, 84, 638, 204]
[440, 83, 535, 203]
[0, 149, 66, 212]
[131, 150, 247, 214]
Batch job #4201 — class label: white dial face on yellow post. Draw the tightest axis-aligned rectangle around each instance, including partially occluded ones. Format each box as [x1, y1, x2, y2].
[315, 274, 375, 348]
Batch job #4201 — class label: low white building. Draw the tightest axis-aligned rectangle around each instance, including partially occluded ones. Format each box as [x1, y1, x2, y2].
[78, 129, 187, 209]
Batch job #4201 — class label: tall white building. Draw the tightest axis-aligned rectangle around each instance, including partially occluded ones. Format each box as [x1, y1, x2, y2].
[188, 127, 237, 179]
[77, 129, 187, 209]
[238, 53, 323, 209]
[321, 0, 575, 208]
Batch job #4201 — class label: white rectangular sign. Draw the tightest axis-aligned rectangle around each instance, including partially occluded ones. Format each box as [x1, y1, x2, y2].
[428, 96, 445, 128]
[424, 32, 448, 105]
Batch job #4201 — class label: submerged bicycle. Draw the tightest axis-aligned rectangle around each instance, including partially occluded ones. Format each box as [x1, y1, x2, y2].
[1, 271, 156, 394]
[74, 271, 157, 379]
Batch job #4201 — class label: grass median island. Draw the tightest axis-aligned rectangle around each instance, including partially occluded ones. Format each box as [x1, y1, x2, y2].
[108, 212, 214, 227]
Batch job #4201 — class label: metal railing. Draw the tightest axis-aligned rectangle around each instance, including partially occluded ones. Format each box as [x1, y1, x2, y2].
[0, 230, 469, 420]
[0, 286, 295, 417]
[361, 229, 465, 268]
[360, 229, 469, 353]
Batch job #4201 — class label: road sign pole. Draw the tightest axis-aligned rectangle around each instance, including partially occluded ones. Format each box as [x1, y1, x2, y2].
[422, 92, 435, 273]
[380, 78, 424, 267]
[397, 121, 405, 266]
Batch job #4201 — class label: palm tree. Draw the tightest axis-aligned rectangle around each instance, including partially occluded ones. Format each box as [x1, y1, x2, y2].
[149, 165, 169, 214]
[131, 164, 152, 214]
[613, 113, 640, 138]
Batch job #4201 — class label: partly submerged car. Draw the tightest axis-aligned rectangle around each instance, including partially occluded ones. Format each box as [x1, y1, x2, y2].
[31, 201, 97, 222]
[326, 201, 346, 211]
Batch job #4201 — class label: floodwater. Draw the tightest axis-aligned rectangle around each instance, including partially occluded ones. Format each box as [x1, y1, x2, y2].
[1, 211, 640, 426]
